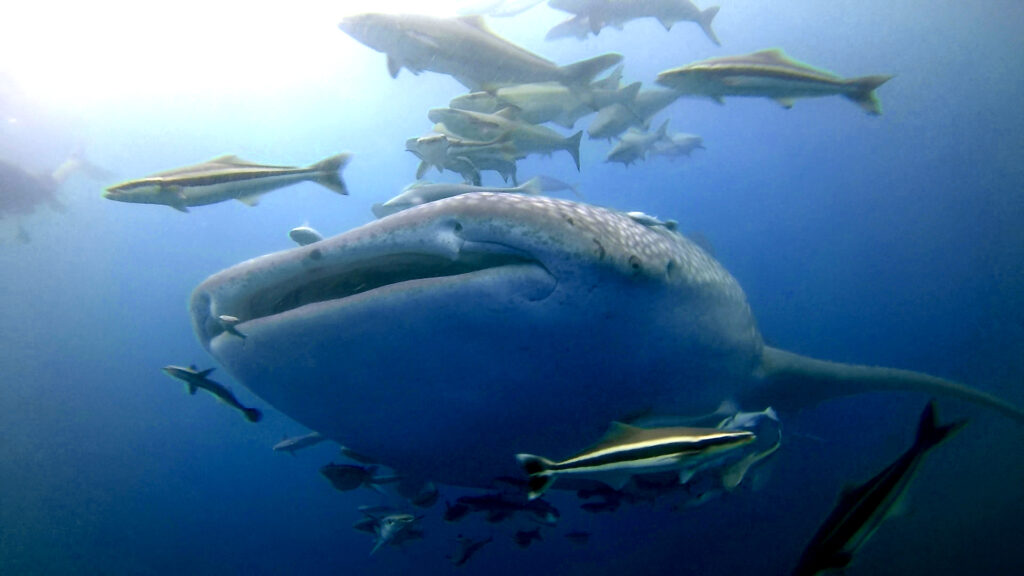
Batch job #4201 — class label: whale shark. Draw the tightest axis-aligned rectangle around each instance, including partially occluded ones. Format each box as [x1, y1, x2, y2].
[189, 193, 1024, 487]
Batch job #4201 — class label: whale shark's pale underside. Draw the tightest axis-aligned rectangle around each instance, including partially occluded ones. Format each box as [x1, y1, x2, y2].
[190, 193, 1023, 487]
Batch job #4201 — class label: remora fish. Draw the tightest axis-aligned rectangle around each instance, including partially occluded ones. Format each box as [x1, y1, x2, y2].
[372, 177, 546, 219]
[104, 153, 350, 212]
[656, 49, 893, 115]
[161, 365, 262, 422]
[273, 431, 326, 455]
[288, 226, 324, 246]
[338, 13, 622, 91]
[189, 194, 1024, 487]
[792, 401, 967, 576]
[516, 421, 755, 499]
[450, 534, 493, 566]
[369, 513, 420, 555]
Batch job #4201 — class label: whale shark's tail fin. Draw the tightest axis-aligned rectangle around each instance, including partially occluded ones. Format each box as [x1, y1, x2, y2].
[745, 346, 1024, 424]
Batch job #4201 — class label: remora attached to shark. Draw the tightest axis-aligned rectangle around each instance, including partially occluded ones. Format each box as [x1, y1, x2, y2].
[189, 194, 1024, 487]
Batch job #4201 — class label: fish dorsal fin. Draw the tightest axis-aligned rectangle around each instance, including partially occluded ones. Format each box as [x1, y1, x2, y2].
[749, 49, 790, 64]
[493, 107, 519, 121]
[405, 180, 432, 190]
[189, 364, 198, 371]
[209, 154, 244, 164]
[598, 421, 644, 444]
[457, 15, 491, 33]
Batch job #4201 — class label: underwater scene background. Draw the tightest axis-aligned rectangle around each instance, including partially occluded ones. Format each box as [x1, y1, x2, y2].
[1, 0, 1022, 574]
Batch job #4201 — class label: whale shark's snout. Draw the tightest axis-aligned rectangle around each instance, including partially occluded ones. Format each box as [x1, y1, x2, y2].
[190, 195, 581, 349]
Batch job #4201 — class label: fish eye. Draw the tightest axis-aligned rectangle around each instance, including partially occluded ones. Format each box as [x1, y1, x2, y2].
[453, 221, 463, 233]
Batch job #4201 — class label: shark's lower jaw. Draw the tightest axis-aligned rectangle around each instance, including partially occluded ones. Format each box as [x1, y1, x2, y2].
[191, 242, 555, 347]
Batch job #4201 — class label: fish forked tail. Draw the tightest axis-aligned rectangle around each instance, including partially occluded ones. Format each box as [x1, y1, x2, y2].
[560, 53, 624, 87]
[564, 131, 583, 171]
[842, 75, 893, 115]
[914, 400, 968, 454]
[697, 6, 721, 46]
[515, 454, 557, 499]
[308, 153, 352, 195]
[243, 407, 263, 423]
[747, 346, 1024, 424]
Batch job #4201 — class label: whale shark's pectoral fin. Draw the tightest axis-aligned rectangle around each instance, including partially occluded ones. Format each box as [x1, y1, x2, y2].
[744, 346, 1024, 423]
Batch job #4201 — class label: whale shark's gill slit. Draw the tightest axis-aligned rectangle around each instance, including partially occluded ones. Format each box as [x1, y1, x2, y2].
[249, 251, 540, 320]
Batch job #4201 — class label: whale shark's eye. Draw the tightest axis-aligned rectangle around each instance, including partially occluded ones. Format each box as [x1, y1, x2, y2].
[453, 221, 463, 233]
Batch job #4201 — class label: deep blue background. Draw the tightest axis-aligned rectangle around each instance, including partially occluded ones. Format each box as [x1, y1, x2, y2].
[2, 1, 1022, 574]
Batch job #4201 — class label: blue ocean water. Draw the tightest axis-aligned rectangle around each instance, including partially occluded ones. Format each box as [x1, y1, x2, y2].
[1, 1, 1023, 574]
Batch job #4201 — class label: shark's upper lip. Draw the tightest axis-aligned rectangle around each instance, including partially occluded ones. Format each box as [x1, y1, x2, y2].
[192, 239, 554, 346]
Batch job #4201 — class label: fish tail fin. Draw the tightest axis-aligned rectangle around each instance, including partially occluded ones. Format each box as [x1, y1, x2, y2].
[560, 53, 624, 87]
[842, 75, 893, 115]
[518, 177, 543, 196]
[243, 407, 263, 423]
[565, 131, 583, 171]
[914, 400, 968, 453]
[309, 153, 351, 195]
[617, 81, 642, 107]
[697, 6, 721, 46]
[515, 454, 557, 499]
[748, 346, 1024, 424]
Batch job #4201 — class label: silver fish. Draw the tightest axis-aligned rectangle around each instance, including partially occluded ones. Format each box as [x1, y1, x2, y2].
[273, 431, 326, 455]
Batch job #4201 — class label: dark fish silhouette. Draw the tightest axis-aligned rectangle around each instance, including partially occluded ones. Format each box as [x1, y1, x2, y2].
[792, 401, 967, 576]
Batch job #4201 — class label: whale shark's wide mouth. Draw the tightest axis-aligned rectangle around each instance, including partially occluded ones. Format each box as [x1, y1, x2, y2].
[193, 242, 552, 346]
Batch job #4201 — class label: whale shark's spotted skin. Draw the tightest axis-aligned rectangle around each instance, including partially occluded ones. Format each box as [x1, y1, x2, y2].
[190, 193, 1023, 487]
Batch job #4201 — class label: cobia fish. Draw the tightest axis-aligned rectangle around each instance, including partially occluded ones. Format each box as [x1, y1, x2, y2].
[188, 193, 1024, 487]
[516, 421, 755, 499]
[792, 401, 967, 576]
[338, 13, 622, 91]
[656, 49, 893, 115]
[104, 153, 350, 212]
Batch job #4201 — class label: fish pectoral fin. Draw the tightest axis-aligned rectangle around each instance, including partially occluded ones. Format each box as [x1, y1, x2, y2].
[186, 384, 197, 395]
[678, 468, 696, 485]
[236, 194, 262, 207]
[773, 97, 796, 109]
[602, 472, 633, 491]
[386, 55, 403, 79]
[164, 186, 189, 212]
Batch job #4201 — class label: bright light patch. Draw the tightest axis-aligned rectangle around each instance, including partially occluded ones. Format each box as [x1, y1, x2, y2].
[0, 1, 466, 110]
